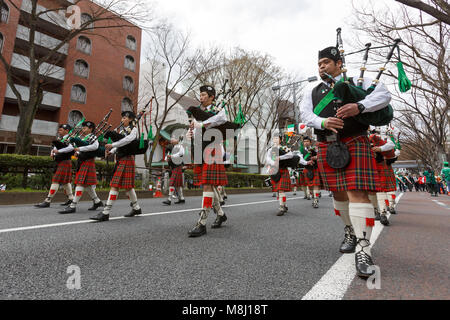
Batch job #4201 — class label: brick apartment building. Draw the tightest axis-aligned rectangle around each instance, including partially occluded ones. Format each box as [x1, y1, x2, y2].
[0, 0, 141, 155]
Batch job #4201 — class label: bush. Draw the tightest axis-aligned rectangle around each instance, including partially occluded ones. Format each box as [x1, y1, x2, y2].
[183, 169, 269, 189]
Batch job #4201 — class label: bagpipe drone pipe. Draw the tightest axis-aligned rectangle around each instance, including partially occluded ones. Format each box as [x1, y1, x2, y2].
[51, 139, 74, 162]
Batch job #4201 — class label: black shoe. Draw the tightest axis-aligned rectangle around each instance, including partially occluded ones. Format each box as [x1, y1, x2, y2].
[374, 209, 381, 221]
[276, 206, 286, 216]
[58, 206, 76, 214]
[389, 207, 396, 215]
[60, 200, 73, 206]
[188, 223, 207, 237]
[88, 201, 104, 211]
[90, 213, 109, 222]
[293, 193, 297, 195]
[34, 201, 50, 208]
[220, 201, 225, 206]
[307, 197, 311, 201]
[124, 208, 142, 217]
[174, 199, 185, 204]
[223, 196, 228, 200]
[312, 199, 319, 208]
[380, 213, 389, 226]
[162, 200, 171, 205]
[339, 226, 357, 253]
[355, 250, 375, 278]
[303, 195, 308, 199]
[211, 214, 227, 229]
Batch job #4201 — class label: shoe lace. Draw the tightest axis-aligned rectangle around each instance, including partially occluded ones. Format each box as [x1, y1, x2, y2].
[356, 236, 373, 264]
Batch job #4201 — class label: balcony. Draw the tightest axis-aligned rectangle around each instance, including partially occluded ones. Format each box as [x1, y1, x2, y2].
[0, 115, 58, 136]
[16, 25, 69, 55]
[20, 0, 70, 37]
[5, 84, 62, 111]
[10, 53, 65, 81]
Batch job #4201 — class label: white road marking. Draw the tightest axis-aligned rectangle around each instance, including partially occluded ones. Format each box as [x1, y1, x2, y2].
[0, 197, 303, 234]
[301, 193, 404, 300]
[432, 200, 450, 210]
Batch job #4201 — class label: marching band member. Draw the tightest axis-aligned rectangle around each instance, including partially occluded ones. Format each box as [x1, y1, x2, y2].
[35, 124, 74, 208]
[163, 137, 186, 205]
[91, 111, 142, 221]
[300, 45, 391, 278]
[302, 137, 321, 208]
[187, 85, 228, 237]
[59, 121, 103, 214]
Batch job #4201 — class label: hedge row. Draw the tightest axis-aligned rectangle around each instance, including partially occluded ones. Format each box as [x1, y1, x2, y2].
[0, 154, 270, 190]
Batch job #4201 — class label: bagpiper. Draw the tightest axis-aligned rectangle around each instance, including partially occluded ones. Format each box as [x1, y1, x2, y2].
[301, 136, 321, 208]
[187, 85, 228, 237]
[91, 111, 142, 221]
[300, 45, 392, 278]
[163, 137, 186, 205]
[59, 121, 104, 214]
[34, 124, 74, 208]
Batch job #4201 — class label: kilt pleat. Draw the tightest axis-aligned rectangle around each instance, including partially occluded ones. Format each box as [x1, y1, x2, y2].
[52, 160, 72, 184]
[383, 163, 397, 192]
[169, 166, 184, 187]
[74, 159, 97, 186]
[317, 136, 380, 192]
[297, 170, 306, 186]
[271, 168, 292, 192]
[193, 147, 228, 187]
[110, 156, 135, 189]
[304, 167, 321, 187]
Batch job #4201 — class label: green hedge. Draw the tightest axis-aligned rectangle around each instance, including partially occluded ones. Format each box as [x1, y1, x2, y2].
[183, 170, 269, 189]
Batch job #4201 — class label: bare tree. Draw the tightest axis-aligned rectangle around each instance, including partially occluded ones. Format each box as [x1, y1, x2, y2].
[351, 1, 449, 170]
[140, 23, 221, 174]
[395, 0, 450, 25]
[0, 0, 152, 154]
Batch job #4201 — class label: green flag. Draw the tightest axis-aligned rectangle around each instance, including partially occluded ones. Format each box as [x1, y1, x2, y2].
[397, 62, 411, 93]
[139, 133, 145, 149]
[147, 125, 154, 140]
[107, 137, 112, 144]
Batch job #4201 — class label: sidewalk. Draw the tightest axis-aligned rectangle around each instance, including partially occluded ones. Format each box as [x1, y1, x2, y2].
[344, 191, 450, 300]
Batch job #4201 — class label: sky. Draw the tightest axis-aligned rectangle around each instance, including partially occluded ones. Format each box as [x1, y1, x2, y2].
[140, 0, 360, 79]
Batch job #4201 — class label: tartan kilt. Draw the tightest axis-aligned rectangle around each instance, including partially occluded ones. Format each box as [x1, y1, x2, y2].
[74, 159, 97, 186]
[271, 168, 292, 192]
[383, 163, 397, 192]
[110, 156, 135, 189]
[297, 170, 307, 186]
[304, 167, 321, 187]
[317, 135, 380, 192]
[193, 147, 228, 186]
[52, 160, 72, 184]
[169, 166, 184, 187]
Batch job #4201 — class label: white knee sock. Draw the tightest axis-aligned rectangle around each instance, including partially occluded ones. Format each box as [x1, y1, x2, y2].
[46, 183, 60, 202]
[177, 187, 185, 200]
[368, 194, 378, 210]
[168, 186, 175, 201]
[103, 190, 119, 215]
[212, 188, 224, 216]
[349, 203, 375, 255]
[198, 192, 214, 225]
[70, 186, 85, 208]
[126, 189, 140, 210]
[376, 192, 388, 213]
[63, 184, 74, 200]
[86, 185, 101, 204]
[333, 200, 353, 232]
[279, 192, 286, 206]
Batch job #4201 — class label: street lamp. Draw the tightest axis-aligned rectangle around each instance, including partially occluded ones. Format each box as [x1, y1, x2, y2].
[272, 76, 318, 127]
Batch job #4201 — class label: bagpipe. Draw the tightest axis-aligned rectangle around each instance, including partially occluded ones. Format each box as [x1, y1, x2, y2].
[51, 138, 74, 162]
[103, 98, 154, 158]
[324, 28, 411, 127]
[266, 145, 301, 183]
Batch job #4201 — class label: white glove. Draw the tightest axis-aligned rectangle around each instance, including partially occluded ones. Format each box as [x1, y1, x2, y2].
[193, 119, 203, 129]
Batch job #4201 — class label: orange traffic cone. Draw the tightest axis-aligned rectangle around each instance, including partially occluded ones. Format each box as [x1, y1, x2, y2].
[153, 178, 163, 198]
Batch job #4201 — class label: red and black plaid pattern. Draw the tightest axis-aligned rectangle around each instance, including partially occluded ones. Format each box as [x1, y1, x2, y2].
[52, 160, 72, 184]
[110, 156, 135, 189]
[383, 163, 397, 192]
[304, 167, 321, 187]
[297, 170, 306, 186]
[169, 166, 184, 187]
[194, 147, 228, 186]
[317, 135, 380, 192]
[271, 168, 292, 192]
[74, 159, 97, 186]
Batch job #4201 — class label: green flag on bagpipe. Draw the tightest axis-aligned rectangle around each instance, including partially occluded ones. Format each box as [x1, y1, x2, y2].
[389, 134, 401, 150]
[233, 104, 246, 126]
[98, 135, 104, 143]
[147, 125, 154, 140]
[139, 133, 145, 149]
[107, 137, 112, 144]
[397, 62, 411, 93]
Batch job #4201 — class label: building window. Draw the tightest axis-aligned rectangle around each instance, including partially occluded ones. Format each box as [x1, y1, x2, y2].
[74, 59, 89, 78]
[81, 13, 94, 29]
[121, 97, 133, 112]
[0, 2, 9, 23]
[71, 85, 87, 104]
[68, 110, 84, 127]
[124, 55, 135, 71]
[123, 76, 134, 92]
[0, 33, 3, 53]
[126, 35, 136, 51]
[77, 36, 91, 54]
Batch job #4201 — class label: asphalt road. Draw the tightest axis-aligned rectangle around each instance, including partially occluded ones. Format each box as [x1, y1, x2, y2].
[0, 191, 447, 300]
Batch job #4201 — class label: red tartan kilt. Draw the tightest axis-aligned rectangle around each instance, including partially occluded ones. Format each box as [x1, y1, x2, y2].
[110, 156, 135, 189]
[52, 160, 72, 184]
[271, 168, 292, 192]
[169, 166, 184, 187]
[74, 159, 97, 186]
[297, 171, 306, 186]
[194, 163, 228, 186]
[383, 163, 397, 192]
[304, 167, 321, 187]
[317, 135, 381, 192]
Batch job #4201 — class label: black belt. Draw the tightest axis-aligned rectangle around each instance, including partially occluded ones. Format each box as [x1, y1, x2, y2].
[316, 130, 368, 143]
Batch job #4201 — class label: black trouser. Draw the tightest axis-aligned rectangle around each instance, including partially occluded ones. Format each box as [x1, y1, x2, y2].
[414, 182, 420, 192]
